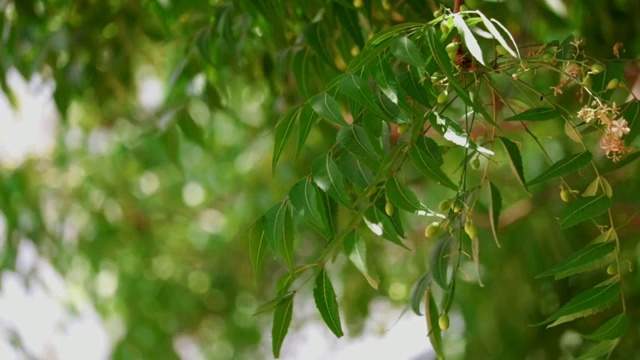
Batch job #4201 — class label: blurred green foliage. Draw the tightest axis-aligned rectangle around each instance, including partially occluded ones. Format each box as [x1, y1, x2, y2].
[0, 0, 639, 359]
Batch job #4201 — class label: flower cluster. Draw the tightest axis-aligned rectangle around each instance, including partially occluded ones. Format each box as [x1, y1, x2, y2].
[577, 102, 630, 161]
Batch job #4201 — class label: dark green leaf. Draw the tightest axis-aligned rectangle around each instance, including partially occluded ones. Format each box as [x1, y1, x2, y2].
[377, 92, 410, 124]
[559, 196, 612, 229]
[429, 113, 494, 155]
[583, 314, 628, 341]
[497, 137, 527, 190]
[601, 150, 640, 174]
[337, 153, 375, 189]
[410, 146, 458, 190]
[426, 287, 444, 358]
[385, 176, 425, 212]
[527, 151, 592, 187]
[623, 101, 640, 144]
[312, 155, 352, 209]
[416, 137, 443, 165]
[337, 125, 381, 161]
[576, 340, 619, 360]
[391, 36, 424, 67]
[177, 113, 205, 146]
[263, 202, 296, 273]
[536, 241, 615, 279]
[254, 291, 294, 316]
[453, 13, 484, 66]
[537, 282, 620, 327]
[272, 293, 294, 358]
[273, 107, 301, 172]
[163, 123, 181, 167]
[369, 22, 423, 46]
[304, 22, 335, 69]
[249, 218, 267, 282]
[430, 234, 452, 289]
[297, 104, 317, 157]
[196, 27, 213, 65]
[505, 107, 560, 122]
[313, 269, 344, 338]
[310, 92, 347, 127]
[410, 271, 431, 315]
[289, 178, 331, 238]
[334, 4, 364, 49]
[488, 182, 502, 247]
[364, 206, 408, 249]
[344, 230, 378, 289]
[398, 69, 432, 107]
[372, 56, 399, 104]
[338, 73, 385, 118]
[292, 48, 313, 99]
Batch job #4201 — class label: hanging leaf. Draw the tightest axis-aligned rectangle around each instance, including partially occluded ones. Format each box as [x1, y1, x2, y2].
[385, 176, 426, 213]
[249, 218, 267, 282]
[429, 113, 494, 155]
[338, 73, 385, 119]
[488, 182, 502, 247]
[583, 314, 628, 341]
[337, 152, 375, 189]
[537, 282, 620, 327]
[475, 11, 518, 58]
[391, 36, 425, 67]
[536, 241, 615, 280]
[559, 195, 612, 229]
[337, 125, 381, 161]
[601, 150, 640, 174]
[409, 146, 458, 190]
[453, 13, 485, 66]
[313, 269, 344, 338]
[272, 293, 294, 358]
[344, 230, 378, 289]
[527, 151, 592, 187]
[273, 106, 301, 172]
[505, 107, 560, 122]
[292, 48, 313, 99]
[289, 178, 331, 238]
[263, 201, 296, 273]
[254, 291, 295, 316]
[398, 69, 432, 107]
[363, 206, 408, 249]
[497, 137, 527, 190]
[410, 272, 431, 315]
[312, 155, 353, 209]
[334, 4, 364, 49]
[372, 56, 399, 104]
[489, 18, 521, 59]
[416, 137, 443, 165]
[177, 113, 205, 146]
[425, 287, 445, 359]
[576, 340, 619, 360]
[297, 104, 317, 157]
[304, 22, 335, 69]
[430, 234, 453, 289]
[310, 92, 347, 127]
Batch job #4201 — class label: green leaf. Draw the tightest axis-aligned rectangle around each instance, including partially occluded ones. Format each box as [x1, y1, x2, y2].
[263, 202, 296, 273]
[489, 18, 521, 59]
[601, 150, 640, 174]
[391, 36, 424, 67]
[583, 314, 628, 341]
[398, 69, 432, 107]
[249, 218, 267, 282]
[369, 22, 423, 46]
[312, 155, 352, 209]
[576, 340, 619, 360]
[426, 287, 445, 358]
[272, 293, 294, 358]
[292, 48, 313, 99]
[527, 151, 592, 187]
[163, 123, 181, 167]
[475, 11, 519, 59]
[177, 113, 205, 146]
[537, 282, 620, 327]
[536, 241, 616, 279]
[416, 137, 443, 165]
[385, 176, 426, 213]
[409, 146, 458, 190]
[623, 101, 640, 144]
[254, 291, 294, 316]
[337, 152, 375, 189]
[410, 271, 431, 315]
[497, 137, 527, 190]
[304, 22, 335, 69]
[310, 92, 347, 127]
[289, 178, 331, 238]
[488, 182, 502, 248]
[344, 230, 378, 289]
[196, 27, 213, 65]
[505, 107, 560, 122]
[364, 205, 408, 249]
[559, 196, 612, 229]
[429, 113, 494, 155]
[334, 4, 364, 49]
[372, 56, 399, 104]
[273, 107, 301, 172]
[337, 124, 381, 161]
[453, 13, 484, 66]
[338, 73, 385, 118]
[313, 269, 344, 338]
[430, 234, 452, 289]
[297, 104, 317, 158]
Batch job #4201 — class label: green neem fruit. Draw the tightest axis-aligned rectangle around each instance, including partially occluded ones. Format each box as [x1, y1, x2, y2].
[459, 4, 469, 12]
[397, 124, 409, 134]
[496, 45, 509, 56]
[606, 79, 619, 90]
[583, 75, 593, 89]
[440, 21, 450, 35]
[385, 201, 394, 216]
[464, 219, 478, 239]
[425, 222, 441, 238]
[437, 91, 448, 104]
[446, 42, 459, 54]
[560, 189, 571, 203]
[433, 10, 442, 18]
[452, 200, 462, 213]
[590, 64, 605, 74]
[471, 157, 480, 170]
[439, 313, 450, 330]
[438, 199, 452, 213]
[606, 263, 618, 275]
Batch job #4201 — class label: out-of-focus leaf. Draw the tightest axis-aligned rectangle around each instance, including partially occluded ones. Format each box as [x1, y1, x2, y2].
[272, 293, 294, 358]
[312, 155, 352, 209]
[576, 340, 619, 360]
[249, 218, 267, 282]
[601, 150, 640, 174]
[255, 291, 294, 316]
[334, 4, 364, 49]
[385, 176, 426, 213]
[410, 271, 431, 315]
[178, 113, 205, 146]
[273, 107, 301, 172]
[430, 234, 452, 289]
[583, 314, 628, 341]
[527, 151, 592, 187]
[623, 101, 640, 144]
[297, 104, 317, 157]
[338, 73, 385, 118]
[163, 123, 181, 167]
[537, 282, 620, 327]
[488, 182, 502, 247]
[505, 107, 560, 122]
[453, 13, 484, 66]
[337, 124, 381, 161]
[426, 287, 444, 359]
[196, 26, 213, 65]
[363, 206, 408, 249]
[344, 230, 378, 289]
[497, 137, 527, 190]
[304, 22, 335, 69]
[292, 48, 313, 99]
[310, 92, 347, 127]
[313, 269, 344, 338]
[536, 241, 615, 279]
[409, 146, 457, 190]
[391, 36, 424, 67]
[559, 196, 612, 229]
